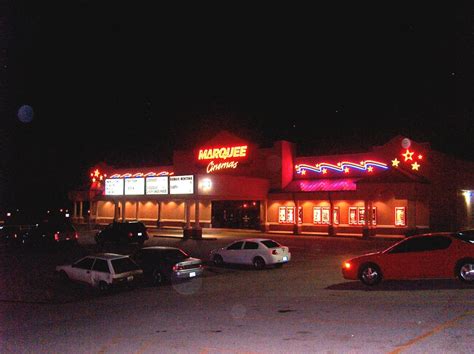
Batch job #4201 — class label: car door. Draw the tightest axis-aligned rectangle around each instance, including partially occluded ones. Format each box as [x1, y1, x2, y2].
[70, 257, 95, 284]
[242, 241, 260, 264]
[415, 236, 454, 278]
[382, 238, 426, 279]
[91, 258, 111, 286]
[222, 241, 244, 263]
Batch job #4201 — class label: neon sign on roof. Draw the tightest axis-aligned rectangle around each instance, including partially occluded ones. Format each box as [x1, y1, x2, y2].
[295, 160, 389, 175]
[109, 171, 173, 178]
[197, 145, 248, 173]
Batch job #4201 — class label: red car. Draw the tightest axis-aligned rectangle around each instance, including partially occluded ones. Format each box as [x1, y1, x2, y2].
[342, 232, 474, 285]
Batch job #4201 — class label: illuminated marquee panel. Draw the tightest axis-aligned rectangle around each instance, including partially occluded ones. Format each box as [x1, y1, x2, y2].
[125, 178, 145, 195]
[146, 176, 168, 195]
[313, 207, 339, 225]
[105, 178, 124, 195]
[348, 207, 377, 225]
[170, 175, 194, 195]
[109, 171, 173, 178]
[295, 160, 388, 176]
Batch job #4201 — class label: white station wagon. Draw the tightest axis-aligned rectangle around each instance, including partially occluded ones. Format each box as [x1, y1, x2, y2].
[210, 238, 291, 269]
[56, 253, 143, 291]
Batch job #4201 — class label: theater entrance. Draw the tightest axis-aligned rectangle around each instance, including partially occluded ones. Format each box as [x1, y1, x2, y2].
[211, 201, 260, 230]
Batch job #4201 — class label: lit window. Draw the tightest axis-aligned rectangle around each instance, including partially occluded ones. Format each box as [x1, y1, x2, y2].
[278, 206, 300, 224]
[395, 207, 406, 226]
[313, 207, 339, 225]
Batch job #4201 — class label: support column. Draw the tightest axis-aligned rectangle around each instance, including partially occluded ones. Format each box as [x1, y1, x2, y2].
[156, 201, 162, 228]
[362, 200, 370, 239]
[328, 192, 336, 236]
[135, 202, 139, 220]
[183, 200, 192, 238]
[73, 202, 78, 220]
[79, 201, 84, 221]
[293, 199, 301, 235]
[121, 199, 126, 222]
[114, 200, 120, 221]
[406, 200, 417, 236]
[192, 200, 202, 239]
[260, 199, 269, 232]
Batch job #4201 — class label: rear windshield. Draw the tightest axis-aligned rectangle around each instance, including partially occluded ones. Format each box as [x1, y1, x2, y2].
[111, 257, 141, 274]
[123, 222, 146, 231]
[261, 240, 281, 248]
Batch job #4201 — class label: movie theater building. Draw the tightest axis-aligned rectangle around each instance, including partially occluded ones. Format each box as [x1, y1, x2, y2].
[69, 131, 474, 238]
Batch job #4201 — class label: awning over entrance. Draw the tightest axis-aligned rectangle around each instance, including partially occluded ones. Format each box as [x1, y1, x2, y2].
[283, 178, 359, 192]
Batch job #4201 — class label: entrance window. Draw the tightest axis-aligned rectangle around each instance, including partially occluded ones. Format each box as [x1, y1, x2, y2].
[395, 207, 406, 226]
[313, 207, 339, 225]
[279, 206, 300, 224]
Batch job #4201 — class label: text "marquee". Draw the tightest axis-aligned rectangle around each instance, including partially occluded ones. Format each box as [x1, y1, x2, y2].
[198, 145, 248, 161]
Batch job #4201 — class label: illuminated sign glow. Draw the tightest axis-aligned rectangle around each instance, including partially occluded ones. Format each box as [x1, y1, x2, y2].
[198, 145, 248, 174]
[295, 160, 388, 175]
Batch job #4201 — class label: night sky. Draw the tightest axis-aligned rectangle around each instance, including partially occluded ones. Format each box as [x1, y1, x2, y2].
[1, 2, 473, 214]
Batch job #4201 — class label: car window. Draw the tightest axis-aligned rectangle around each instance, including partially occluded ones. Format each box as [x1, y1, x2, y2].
[111, 257, 140, 274]
[389, 236, 452, 254]
[227, 241, 244, 250]
[92, 259, 110, 273]
[74, 257, 95, 270]
[261, 240, 280, 248]
[243, 241, 259, 249]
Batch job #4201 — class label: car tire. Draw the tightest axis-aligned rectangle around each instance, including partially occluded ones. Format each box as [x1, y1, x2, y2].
[456, 259, 474, 282]
[213, 254, 224, 267]
[59, 270, 69, 282]
[358, 263, 382, 286]
[98, 281, 110, 292]
[253, 257, 266, 270]
[152, 269, 164, 286]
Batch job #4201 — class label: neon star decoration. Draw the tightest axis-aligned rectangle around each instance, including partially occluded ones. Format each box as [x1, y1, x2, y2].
[411, 162, 420, 171]
[295, 160, 389, 175]
[90, 169, 107, 183]
[402, 149, 414, 161]
[391, 158, 400, 167]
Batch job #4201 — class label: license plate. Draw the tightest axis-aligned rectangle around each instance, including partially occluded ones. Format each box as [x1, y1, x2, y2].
[127, 276, 134, 281]
[189, 272, 196, 277]
[283, 256, 288, 262]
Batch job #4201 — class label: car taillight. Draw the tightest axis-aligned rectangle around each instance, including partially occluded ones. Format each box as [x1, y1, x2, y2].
[272, 249, 279, 255]
[74, 232, 79, 239]
[173, 264, 183, 272]
[128, 232, 133, 238]
[343, 262, 352, 270]
[54, 232, 59, 241]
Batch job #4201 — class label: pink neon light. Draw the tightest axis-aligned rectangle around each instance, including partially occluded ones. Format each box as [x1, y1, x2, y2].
[109, 171, 173, 178]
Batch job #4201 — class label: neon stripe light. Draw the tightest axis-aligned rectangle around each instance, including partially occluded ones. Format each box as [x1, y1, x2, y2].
[295, 160, 388, 175]
[109, 171, 173, 178]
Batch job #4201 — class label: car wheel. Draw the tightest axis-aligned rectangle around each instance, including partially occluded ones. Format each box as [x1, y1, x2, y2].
[358, 263, 382, 286]
[253, 257, 266, 270]
[98, 281, 110, 292]
[59, 270, 69, 282]
[456, 259, 474, 282]
[152, 269, 164, 285]
[213, 254, 224, 266]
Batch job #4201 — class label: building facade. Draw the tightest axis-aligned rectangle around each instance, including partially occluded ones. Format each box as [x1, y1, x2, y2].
[69, 131, 474, 238]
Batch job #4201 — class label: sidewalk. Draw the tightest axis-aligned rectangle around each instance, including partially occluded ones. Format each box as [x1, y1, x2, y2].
[147, 227, 405, 241]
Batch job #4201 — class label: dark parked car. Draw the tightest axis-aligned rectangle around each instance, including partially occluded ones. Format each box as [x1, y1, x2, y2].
[21, 221, 78, 248]
[130, 246, 204, 285]
[95, 221, 149, 246]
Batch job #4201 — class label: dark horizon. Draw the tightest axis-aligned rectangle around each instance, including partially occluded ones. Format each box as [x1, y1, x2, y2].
[1, 2, 473, 213]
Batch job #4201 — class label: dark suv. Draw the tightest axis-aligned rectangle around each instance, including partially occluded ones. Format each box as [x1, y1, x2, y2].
[95, 221, 149, 246]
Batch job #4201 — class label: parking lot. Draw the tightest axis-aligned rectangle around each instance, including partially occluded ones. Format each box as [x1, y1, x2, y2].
[1, 227, 473, 353]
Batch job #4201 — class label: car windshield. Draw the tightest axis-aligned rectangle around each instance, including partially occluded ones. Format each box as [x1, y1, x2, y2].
[261, 240, 281, 248]
[457, 230, 474, 244]
[111, 257, 140, 274]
